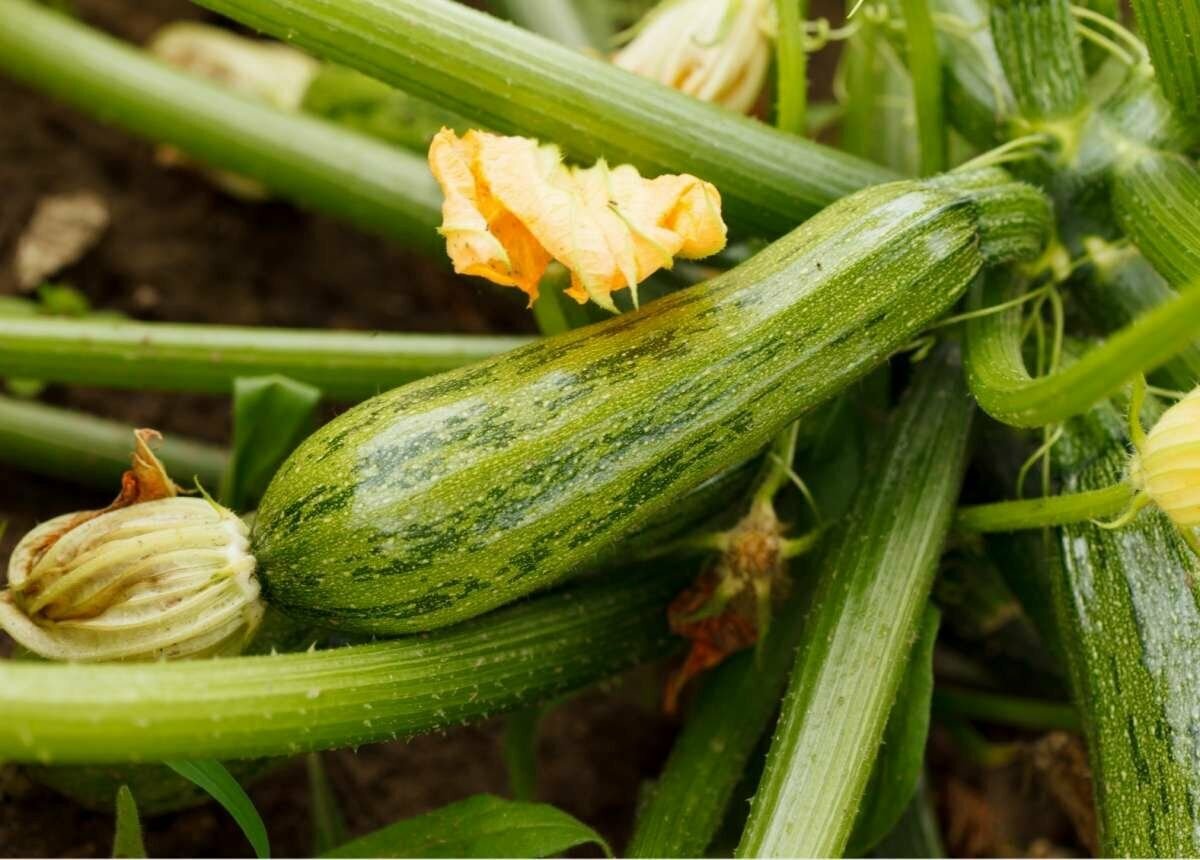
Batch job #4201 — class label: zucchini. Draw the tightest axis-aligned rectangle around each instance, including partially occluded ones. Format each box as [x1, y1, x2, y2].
[253, 172, 1047, 634]
[1053, 396, 1200, 856]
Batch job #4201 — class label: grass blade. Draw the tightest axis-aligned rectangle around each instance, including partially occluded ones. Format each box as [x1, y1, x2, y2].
[306, 753, 348, 855]
[165, 759, 271, 859]
[112, 785, 147, 859]
[502, 708, 543, 803]
[322, 794, 610, 858]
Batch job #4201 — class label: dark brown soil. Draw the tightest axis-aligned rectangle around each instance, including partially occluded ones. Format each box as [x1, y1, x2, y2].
[0, 2, 672, 856]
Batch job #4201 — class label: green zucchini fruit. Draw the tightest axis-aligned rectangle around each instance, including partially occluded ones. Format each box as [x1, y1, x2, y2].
[252, 171, 1047, 634]
[1112, 148, 1200, 286]
[989, 0, 1086, 121]
[1053, 395, 1200, 856]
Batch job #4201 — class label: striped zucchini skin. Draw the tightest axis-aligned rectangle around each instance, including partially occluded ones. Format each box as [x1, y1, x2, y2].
[1054, 399, 1200, 856]
[253, 180, 990, 633]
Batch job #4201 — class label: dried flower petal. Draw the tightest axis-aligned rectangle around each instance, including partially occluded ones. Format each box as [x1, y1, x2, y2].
[14, 191, 109, 290]
[428, 128, 726, 309]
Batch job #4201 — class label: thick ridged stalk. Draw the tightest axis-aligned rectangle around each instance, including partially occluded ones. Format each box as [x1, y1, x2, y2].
[964, 270, 1200, 427]
[0, 318, 530, 400]
[0, 0, 444, 252]
[1112, 149, 1200, 286]
[0, 396, 227, 490]
[738, 349, 973, 858]
[627, 588, 810, 858]
[0, 568, 682, 764]
[1130, 0, 1200, 123]
[188, 0, 898, 234]
[989, 0, 1086, 120]
[1053, 399, 1200, 856]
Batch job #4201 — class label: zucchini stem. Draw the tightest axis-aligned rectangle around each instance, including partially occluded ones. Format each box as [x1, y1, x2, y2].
[0, 395, 227, 491]
[956, 483, 1134, 532]
[964, 270, 1200, 427]
[0, 569, 684, 764]
[0, 317, 531, 400]
[188, 0, 898, 235]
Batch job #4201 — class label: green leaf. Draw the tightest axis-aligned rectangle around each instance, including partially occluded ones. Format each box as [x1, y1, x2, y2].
[321, 795, 611, 858]
[306, 753, 347, 855]
[165, 759, 271, 859]
[111, 785, 147, 859]
[846, 605, 940, 856]
[868, 772, 945, 858]
[502, 707, 543, 802]
[220, 375, 321, 510]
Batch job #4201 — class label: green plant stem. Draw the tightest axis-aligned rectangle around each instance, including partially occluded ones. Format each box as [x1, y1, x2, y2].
[0, 317, 530, 400]
[1076, 240, 1200, 392]
[901, 0, 947, 174]
[188, 0, 898, 235]
[738, 348, 973, 858]
[0, 395, 227, 490]
[0, 0, 444, 253]
[988, 0, 1086, 120]
[1129, 0, 1200, 123]
[774, 0, 808, 136]
[955, 482, 1133, 532]
[0, 567, 682, 764]
[502, 708, 542, 802]
[627, 588, 811, 858]
[964, 270, 1200, 427]
[932, 687, 1080, 732]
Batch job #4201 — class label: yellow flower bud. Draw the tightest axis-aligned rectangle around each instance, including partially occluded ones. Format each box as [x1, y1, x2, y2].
[613, 0, 773, 114]
[428, 128, 726, 310]
[1130, 386, 1200, 530]
[0, 498, 263, 662]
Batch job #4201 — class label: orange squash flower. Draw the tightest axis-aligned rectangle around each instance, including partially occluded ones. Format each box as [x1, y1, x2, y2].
[428, 128, 726, 310]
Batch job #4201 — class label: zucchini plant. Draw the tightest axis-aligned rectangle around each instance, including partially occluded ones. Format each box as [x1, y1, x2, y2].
[2, 0, 1200, 855]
